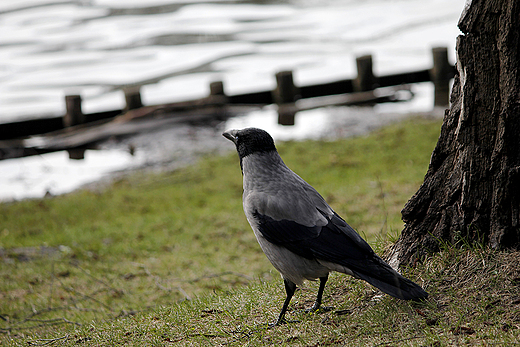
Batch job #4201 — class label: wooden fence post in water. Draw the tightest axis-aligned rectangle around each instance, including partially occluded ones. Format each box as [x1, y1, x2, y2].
[68, 148, 86, 160]
[208, 81, 228, 104]
[63, 95, 84, 128]
[124, 86, 143, 111]
[208, 81, 228, 119]
[354, 55, 377, 92]
[430, 47, 451, 107]
[210, 81, 225, 97]
[63, 95, 86, 159]
[273, 71, 299, 126]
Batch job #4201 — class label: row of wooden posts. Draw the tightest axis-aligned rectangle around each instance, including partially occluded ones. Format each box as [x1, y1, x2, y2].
[0, 47, 454, 160]
[62, 46, 453, 129]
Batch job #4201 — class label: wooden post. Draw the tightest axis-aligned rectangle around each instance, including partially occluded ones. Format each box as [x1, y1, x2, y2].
[208, 81, 228, 104]
[63, 95, 86, 159]
[63, 95, 84, 128]
[207, 81, 228, 119]
[124, 86, 143, 111]
[210, 81, 225, 96]
[67, 148, 85, 160]
[273, 71, 299, 126]
[430, 47, 451, 107]
[354, 55, 376, 92]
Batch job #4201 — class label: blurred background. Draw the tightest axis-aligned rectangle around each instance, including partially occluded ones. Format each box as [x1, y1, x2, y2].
[0, 0, 465, 200]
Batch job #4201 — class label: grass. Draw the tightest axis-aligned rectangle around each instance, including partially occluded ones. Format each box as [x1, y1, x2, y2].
[1, 116, 519, 345]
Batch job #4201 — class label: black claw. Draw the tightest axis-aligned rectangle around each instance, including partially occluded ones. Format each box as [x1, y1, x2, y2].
[268, 318, 299, 329]
[267, 321, 280, 329]
[306, 305, 334, 314]
[305, 304, 320, 313]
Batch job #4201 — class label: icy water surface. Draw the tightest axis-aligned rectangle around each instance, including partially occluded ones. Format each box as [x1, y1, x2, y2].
[0, 0, 465, 200]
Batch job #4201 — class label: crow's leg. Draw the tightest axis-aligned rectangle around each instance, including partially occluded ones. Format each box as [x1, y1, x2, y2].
[270, 279, 297, 327]
[306, 275, 333, 313]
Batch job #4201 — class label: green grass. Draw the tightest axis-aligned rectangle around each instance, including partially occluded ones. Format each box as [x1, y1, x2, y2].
[2, 117, 518, 345]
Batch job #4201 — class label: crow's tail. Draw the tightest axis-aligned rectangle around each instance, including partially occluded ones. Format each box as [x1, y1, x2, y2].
[351, 255, 428, 301]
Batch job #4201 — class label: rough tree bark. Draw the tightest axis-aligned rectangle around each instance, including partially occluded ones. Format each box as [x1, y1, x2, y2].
[387, 0, 520, 267]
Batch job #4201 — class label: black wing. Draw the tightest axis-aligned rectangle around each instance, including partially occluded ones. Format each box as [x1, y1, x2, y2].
[253, 209, 428, 300]
[253, 209, 374, 265]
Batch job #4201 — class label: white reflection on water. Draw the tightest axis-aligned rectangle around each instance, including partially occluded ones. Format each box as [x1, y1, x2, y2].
[1, 0, 463, 121]
[0, 0, 464, 200]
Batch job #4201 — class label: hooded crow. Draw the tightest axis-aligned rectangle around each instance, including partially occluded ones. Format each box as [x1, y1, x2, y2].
[223, 127, 428, 325]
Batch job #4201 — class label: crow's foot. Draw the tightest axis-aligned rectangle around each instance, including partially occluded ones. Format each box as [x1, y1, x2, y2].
[305, 305, 334, 314]
[268, 318, 299, 328]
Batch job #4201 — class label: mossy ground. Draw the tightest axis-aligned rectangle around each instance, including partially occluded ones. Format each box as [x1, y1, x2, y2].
[2, 117, 517, 345]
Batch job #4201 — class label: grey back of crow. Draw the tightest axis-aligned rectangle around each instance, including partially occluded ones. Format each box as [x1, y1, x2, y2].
[223, 127, 428, 325]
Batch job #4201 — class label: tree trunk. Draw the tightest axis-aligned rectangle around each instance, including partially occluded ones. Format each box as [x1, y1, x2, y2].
[387, 0, 520, 267]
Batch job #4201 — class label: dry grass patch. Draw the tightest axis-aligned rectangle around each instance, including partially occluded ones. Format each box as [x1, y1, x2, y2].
[6, 247, 517, 346]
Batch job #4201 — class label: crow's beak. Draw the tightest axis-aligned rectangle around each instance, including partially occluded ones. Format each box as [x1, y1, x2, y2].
[222, 130, 238, 144]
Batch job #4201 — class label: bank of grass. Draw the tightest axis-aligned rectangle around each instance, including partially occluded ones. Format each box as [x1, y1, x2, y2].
[1, 117, 519, 345]
[60, 247, 519, 347]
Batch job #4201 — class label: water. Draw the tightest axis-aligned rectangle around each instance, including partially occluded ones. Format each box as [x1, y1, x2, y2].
[0, 0, 466, 200]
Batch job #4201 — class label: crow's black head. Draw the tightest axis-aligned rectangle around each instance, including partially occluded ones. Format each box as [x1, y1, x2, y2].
[223, 128, 277, 159]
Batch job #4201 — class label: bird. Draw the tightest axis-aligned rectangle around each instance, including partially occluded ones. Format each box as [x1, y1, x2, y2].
[222, 127, 428, 326]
